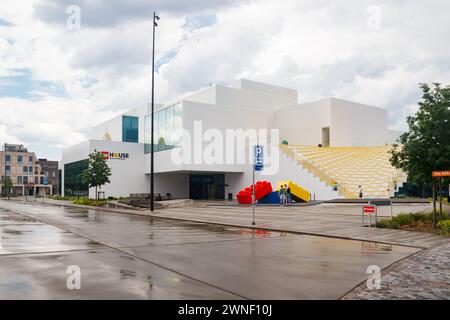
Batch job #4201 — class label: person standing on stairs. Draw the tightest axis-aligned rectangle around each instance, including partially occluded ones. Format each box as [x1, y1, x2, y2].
[286, 184, 291, 206]
[279, 185, 286, 206]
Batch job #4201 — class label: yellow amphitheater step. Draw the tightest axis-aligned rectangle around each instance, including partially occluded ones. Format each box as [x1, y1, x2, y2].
[280, 144, 407, 199]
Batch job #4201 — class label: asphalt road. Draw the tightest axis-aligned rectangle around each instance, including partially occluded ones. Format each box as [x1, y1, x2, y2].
[0, 200, 419, 299]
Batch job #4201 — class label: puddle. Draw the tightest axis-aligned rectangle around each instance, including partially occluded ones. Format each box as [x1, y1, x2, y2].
[3, 229, 26, 235]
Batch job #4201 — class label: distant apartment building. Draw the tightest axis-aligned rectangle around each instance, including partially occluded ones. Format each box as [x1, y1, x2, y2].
[1, 144, 55, 196]
[38, 158, 60, 195]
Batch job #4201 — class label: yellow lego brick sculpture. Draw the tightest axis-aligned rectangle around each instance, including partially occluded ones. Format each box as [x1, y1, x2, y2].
[276, 180, 310, 202]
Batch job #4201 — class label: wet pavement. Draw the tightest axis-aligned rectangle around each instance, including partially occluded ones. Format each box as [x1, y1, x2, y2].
[148, 203, 448, 248]
[0, 200, 420, 299]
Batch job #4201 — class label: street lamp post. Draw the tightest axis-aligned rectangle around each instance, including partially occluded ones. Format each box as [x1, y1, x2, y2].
[150, 12, 160, 212]
[3, 143, 6, 198]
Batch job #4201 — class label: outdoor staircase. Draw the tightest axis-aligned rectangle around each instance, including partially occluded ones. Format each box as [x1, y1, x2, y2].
[280, 145, 407, 199]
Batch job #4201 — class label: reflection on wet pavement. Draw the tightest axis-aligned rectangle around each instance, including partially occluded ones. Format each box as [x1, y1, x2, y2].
[1, 203, 286, 248]
[0, 201, 420, 299]
[0, 249, 240, 300]
[0, 210, 103, 255]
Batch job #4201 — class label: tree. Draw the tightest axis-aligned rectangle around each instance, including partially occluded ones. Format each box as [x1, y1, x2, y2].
[81, 151, 111, 202]
[5, 177, 12, 200]
[390, 83, 450, 225]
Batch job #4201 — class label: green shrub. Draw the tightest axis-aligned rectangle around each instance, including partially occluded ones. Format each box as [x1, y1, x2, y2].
[395, 214, 415, 225]
[377, 212, 432, 229]
[72, 198, 105, 206]
[51, 195, 75, 201]
[376, 219, 400, 229]
[437, 220, 450, 235]
[376, 219, 391, 229]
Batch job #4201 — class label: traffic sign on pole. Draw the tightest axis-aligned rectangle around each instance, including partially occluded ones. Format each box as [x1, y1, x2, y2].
[254, 145, 264, 171]
[432, 171, 450, 177]
[363, 205, 376, 213]
[362, 205, 377, 228]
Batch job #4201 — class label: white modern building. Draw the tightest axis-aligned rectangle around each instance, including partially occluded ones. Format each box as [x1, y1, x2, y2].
[61, 79, 404, 200]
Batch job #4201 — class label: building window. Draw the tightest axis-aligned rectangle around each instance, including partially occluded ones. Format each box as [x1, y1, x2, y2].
[23, 166, 28, 175]
[23, 176, 28, 184]
[35, 167, 38, 175]
[5, 165, 10, 175]
[58, 169, 62, 195]
[122, 116, 139, 143]
[29, 156, 33, 163]
[144, 103, 182, 154]
[18, 155, 23, 164]
[64, 159, 89, 197]
[29, 166, 33, 175]
[5, 155, 11, 165]
[17, 176, 22, 184]
[35, 177, 38, 184]
[158, 108, 166, 150]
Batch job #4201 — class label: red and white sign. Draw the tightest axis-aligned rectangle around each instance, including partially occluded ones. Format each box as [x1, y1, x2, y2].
[100, 151, 129, 160]
[363, 205, 376, 214]
[101, 151, 109, 159]
[432, 171, 450, 177]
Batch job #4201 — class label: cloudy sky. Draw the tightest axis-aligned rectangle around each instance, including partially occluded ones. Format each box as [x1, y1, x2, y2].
[1, 0, 450, 160]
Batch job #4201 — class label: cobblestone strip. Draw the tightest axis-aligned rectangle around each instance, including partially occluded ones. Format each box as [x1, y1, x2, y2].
[342, 240, 450, 299]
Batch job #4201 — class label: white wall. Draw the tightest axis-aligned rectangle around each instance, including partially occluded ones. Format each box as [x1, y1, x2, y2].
[264, 148, 340, 200]
[152, 172, 189, 199]
[90, 115, 122, 142]
[183, 85, 217, 105]
[231, 79, 298, 102]
[276, 98, 391, 147]
[224, 146, 340, 200]
[90, 103, 155, 143]
[274, 98, 331, 146]
[61, 140, 147, 198]
[144, 100, 272, 174]
[330, 98, 388, 146]
[215, 85, 295, 112]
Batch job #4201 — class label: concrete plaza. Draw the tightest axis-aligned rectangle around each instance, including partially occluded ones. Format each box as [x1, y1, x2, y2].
[0, 200, 429, 299]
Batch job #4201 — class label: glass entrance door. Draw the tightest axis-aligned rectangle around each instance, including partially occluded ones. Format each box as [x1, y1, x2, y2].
[189, 174, 225, 200]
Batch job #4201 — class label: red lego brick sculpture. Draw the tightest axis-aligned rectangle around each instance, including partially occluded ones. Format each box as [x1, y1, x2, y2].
[236, 181, 273, 204]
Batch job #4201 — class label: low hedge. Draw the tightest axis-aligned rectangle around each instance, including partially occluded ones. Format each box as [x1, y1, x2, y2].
[377, 211, 449, 234]
[72, 198, 106, 206]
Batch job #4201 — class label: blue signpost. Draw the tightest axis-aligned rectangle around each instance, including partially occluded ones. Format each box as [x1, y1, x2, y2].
[252, 145, 264, 225]
[43, 177, 48, 186]
[254, 145, 264, 171]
